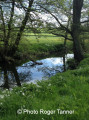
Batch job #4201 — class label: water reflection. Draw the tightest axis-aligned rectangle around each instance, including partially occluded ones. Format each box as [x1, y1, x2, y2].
[0, 54, 74, 89]
[0, 62, 21, 89]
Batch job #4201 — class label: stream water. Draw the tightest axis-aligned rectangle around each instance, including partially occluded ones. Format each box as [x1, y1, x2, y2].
[0, 54, 73, 89]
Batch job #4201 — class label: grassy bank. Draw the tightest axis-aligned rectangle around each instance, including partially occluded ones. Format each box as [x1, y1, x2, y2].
[0, 56, 89, 120]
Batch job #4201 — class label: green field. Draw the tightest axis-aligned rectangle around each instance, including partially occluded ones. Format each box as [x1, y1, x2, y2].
[17, 33, 72, 63]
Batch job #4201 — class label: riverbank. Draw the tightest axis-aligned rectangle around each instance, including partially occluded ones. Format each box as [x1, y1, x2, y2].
[0, 55, 89, 120]
[15, 33, 73, 65]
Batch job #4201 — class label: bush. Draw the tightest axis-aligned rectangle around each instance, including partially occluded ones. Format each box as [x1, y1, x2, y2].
[66, 58, 78, 70]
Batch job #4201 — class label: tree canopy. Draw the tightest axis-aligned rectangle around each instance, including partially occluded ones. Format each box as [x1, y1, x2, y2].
[0, 0, 89, 62]
[37, 0, 89, 62]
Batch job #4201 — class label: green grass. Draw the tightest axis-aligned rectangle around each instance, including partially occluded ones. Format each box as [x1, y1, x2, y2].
[0, 56, 89, 120]
[17, 33, 72, 62]
[18, 33, 89, 60]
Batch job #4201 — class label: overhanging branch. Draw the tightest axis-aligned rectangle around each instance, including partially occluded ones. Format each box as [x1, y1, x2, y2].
[81, 20, 89, 23]
[51, 32, 73, 41]
[39, 4, 72, 35]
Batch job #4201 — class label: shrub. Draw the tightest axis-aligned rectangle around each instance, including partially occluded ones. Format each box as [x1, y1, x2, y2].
[66, 58, 78, 70]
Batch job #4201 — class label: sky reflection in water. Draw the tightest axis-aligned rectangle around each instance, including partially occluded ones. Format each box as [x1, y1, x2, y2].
[17, 54, 74, 83]
[0, 54, 74, 87]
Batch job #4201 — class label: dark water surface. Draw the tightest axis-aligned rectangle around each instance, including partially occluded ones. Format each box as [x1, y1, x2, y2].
[0, 54, 73, 89]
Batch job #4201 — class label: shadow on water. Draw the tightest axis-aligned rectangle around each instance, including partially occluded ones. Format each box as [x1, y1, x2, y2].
[0, 54, 74, 89]
[0, 62, 21, 89]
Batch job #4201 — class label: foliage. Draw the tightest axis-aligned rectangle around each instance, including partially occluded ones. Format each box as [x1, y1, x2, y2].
[16, 33, 72, 63]
[37, 0, 89, 62]
[0, 0, 42, 60]
[66, 58, 78, 70]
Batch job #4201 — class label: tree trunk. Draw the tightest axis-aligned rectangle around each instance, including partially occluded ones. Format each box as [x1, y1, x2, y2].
[72, 0, 84, 62]
[12, 66, 21, 87]
[9, 0, 34, 56]
[15, 0, 34, 49]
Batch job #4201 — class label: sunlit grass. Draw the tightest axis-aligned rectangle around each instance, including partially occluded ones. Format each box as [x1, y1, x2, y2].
[21, 33, 64, 44]
[18, 33, 72, 61]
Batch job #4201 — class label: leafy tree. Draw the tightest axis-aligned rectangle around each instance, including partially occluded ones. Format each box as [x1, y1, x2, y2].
[0, 0, 38, 61]
[0, 0, 89, 63]
[37, 0, 89, 62]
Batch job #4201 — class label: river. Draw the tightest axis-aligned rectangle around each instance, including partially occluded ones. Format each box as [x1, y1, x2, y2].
[0, 54, 73, 89]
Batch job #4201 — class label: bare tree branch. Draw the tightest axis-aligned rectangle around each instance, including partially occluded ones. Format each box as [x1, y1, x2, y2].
[15, 0, 34, 47]
[39, 4, 72, 34]
[6, 0, 15, 47]
[0, 5, 6, 40]
[81, 20, 89, 23]
[50, 32, 73, 41]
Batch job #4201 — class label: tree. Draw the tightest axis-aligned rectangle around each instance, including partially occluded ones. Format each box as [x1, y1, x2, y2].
[37, 0, 86, 62]
[72, 0, 84, 62]
[0, 0, 35, 61]
[0, 0, 88, 63]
